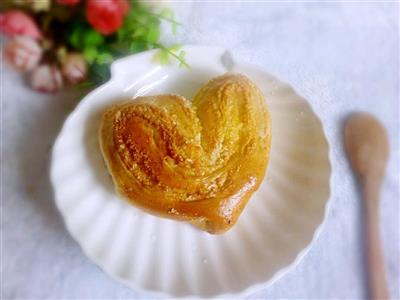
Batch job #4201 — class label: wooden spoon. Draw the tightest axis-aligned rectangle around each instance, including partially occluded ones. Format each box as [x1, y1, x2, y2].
[344, 112, 390, 299]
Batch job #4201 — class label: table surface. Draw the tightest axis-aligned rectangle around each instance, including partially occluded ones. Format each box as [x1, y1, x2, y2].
[2, 2, 399, 299]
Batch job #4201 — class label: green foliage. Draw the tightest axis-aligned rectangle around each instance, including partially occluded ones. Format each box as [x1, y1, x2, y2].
[88, 63, 111, 85]
[84, 31, 104, 48]
[153, 44, 188, 68]
[83, 47, 97, 64]
[159, 8, 180, 35]
[129, 41, 148, 53]
[153, 44, 189, 68]
[68, 26, 83, 49]
[117, 5, 162, 48]
[68, 25, 104, 50]
[153, 49, 170, 65]
[96, 52, 114, 64]
[147, 27, 160, 44]
[74, 2, 188, 84]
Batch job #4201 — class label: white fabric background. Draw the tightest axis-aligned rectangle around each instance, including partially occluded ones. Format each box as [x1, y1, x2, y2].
[1, 2, 399, 299]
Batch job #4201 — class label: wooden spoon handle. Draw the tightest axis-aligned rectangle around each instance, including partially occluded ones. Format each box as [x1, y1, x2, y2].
[363, 178, 390, 300]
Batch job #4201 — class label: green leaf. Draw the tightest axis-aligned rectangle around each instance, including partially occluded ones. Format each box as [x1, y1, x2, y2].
[96, 52, 113, 64]
[179, 50, 185, 58]
[83, 30, 104, 47]
[149, 17, 161, 28]
[156, 8, 179, 35]
[132, 12, 149, 25]
[83, 47, 98, 64]
[179, 60, 189, 68]
[153, 49, 170, 65]
[160, 8, 174, 19]
[132, 27, 147, 39]
[88, 63, 111, 84]
[69, 27, 83, 49]
[130, 42, 147, 53]
[168, 44, 181, 52]
[117, 28, 125, 42]
[147, 27, 160, 44]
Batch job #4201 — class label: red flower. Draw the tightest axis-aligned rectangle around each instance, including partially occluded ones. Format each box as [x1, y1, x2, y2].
[0, 10, 42, 40]
[118, 0, 130, 15]
[86, 0, 130, 35]
[57, 0, 80, 5]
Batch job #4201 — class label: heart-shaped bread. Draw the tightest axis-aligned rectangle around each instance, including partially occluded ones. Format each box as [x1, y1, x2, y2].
[99, 73, 271, 233]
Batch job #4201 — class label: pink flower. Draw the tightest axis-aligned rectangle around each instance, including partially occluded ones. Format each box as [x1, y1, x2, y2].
[0, 10, 42, 40]
[86, 0, 130, 35]
[57, 0, 80, 6]
[4, 36, 42, 72]
[61, 53, 87, 84]
[30, 65, 63, 93]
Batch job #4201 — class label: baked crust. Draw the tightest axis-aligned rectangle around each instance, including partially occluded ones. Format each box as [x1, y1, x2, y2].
[99, 73, 271, 233]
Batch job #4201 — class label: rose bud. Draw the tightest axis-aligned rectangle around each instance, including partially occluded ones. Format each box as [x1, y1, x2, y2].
[4, 36, 42, 72]
[57, 0, 80, 6]
[0, 10, 42, 40]
[30, 65, 63, 93]
[61, 53, 87, 84]
[86, 0, 130, 35]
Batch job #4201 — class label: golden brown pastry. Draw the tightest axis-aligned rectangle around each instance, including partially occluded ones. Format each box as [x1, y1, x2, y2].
[99, 73, 271, 234]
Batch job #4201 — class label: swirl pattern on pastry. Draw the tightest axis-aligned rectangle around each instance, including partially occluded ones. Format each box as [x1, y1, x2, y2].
[99, 73, 271, 233]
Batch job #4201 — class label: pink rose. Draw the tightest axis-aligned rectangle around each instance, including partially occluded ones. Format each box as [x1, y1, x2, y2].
[30, 65, 63, 93]
[86, 0, 130, 35]
[0, 10, 42, 40]
[61, 53, 87, 84]
[4, 36, 42, 72]
[57, 0, 80, 6]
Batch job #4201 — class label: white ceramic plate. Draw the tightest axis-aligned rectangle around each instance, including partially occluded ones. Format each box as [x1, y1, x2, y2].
[51, 46, 332, 298]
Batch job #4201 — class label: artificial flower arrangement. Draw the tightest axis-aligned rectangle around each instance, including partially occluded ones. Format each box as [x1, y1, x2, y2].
[0, 0, 187, 93]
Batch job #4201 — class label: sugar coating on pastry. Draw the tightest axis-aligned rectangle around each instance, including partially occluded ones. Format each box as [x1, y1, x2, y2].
[99, 73, 271, 234]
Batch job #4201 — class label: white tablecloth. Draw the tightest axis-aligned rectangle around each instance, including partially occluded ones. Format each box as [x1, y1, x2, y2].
[2, 2, 399, 299]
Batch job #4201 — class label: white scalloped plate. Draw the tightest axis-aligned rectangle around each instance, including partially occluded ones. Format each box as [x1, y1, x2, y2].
[51, 46, 332, 298]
